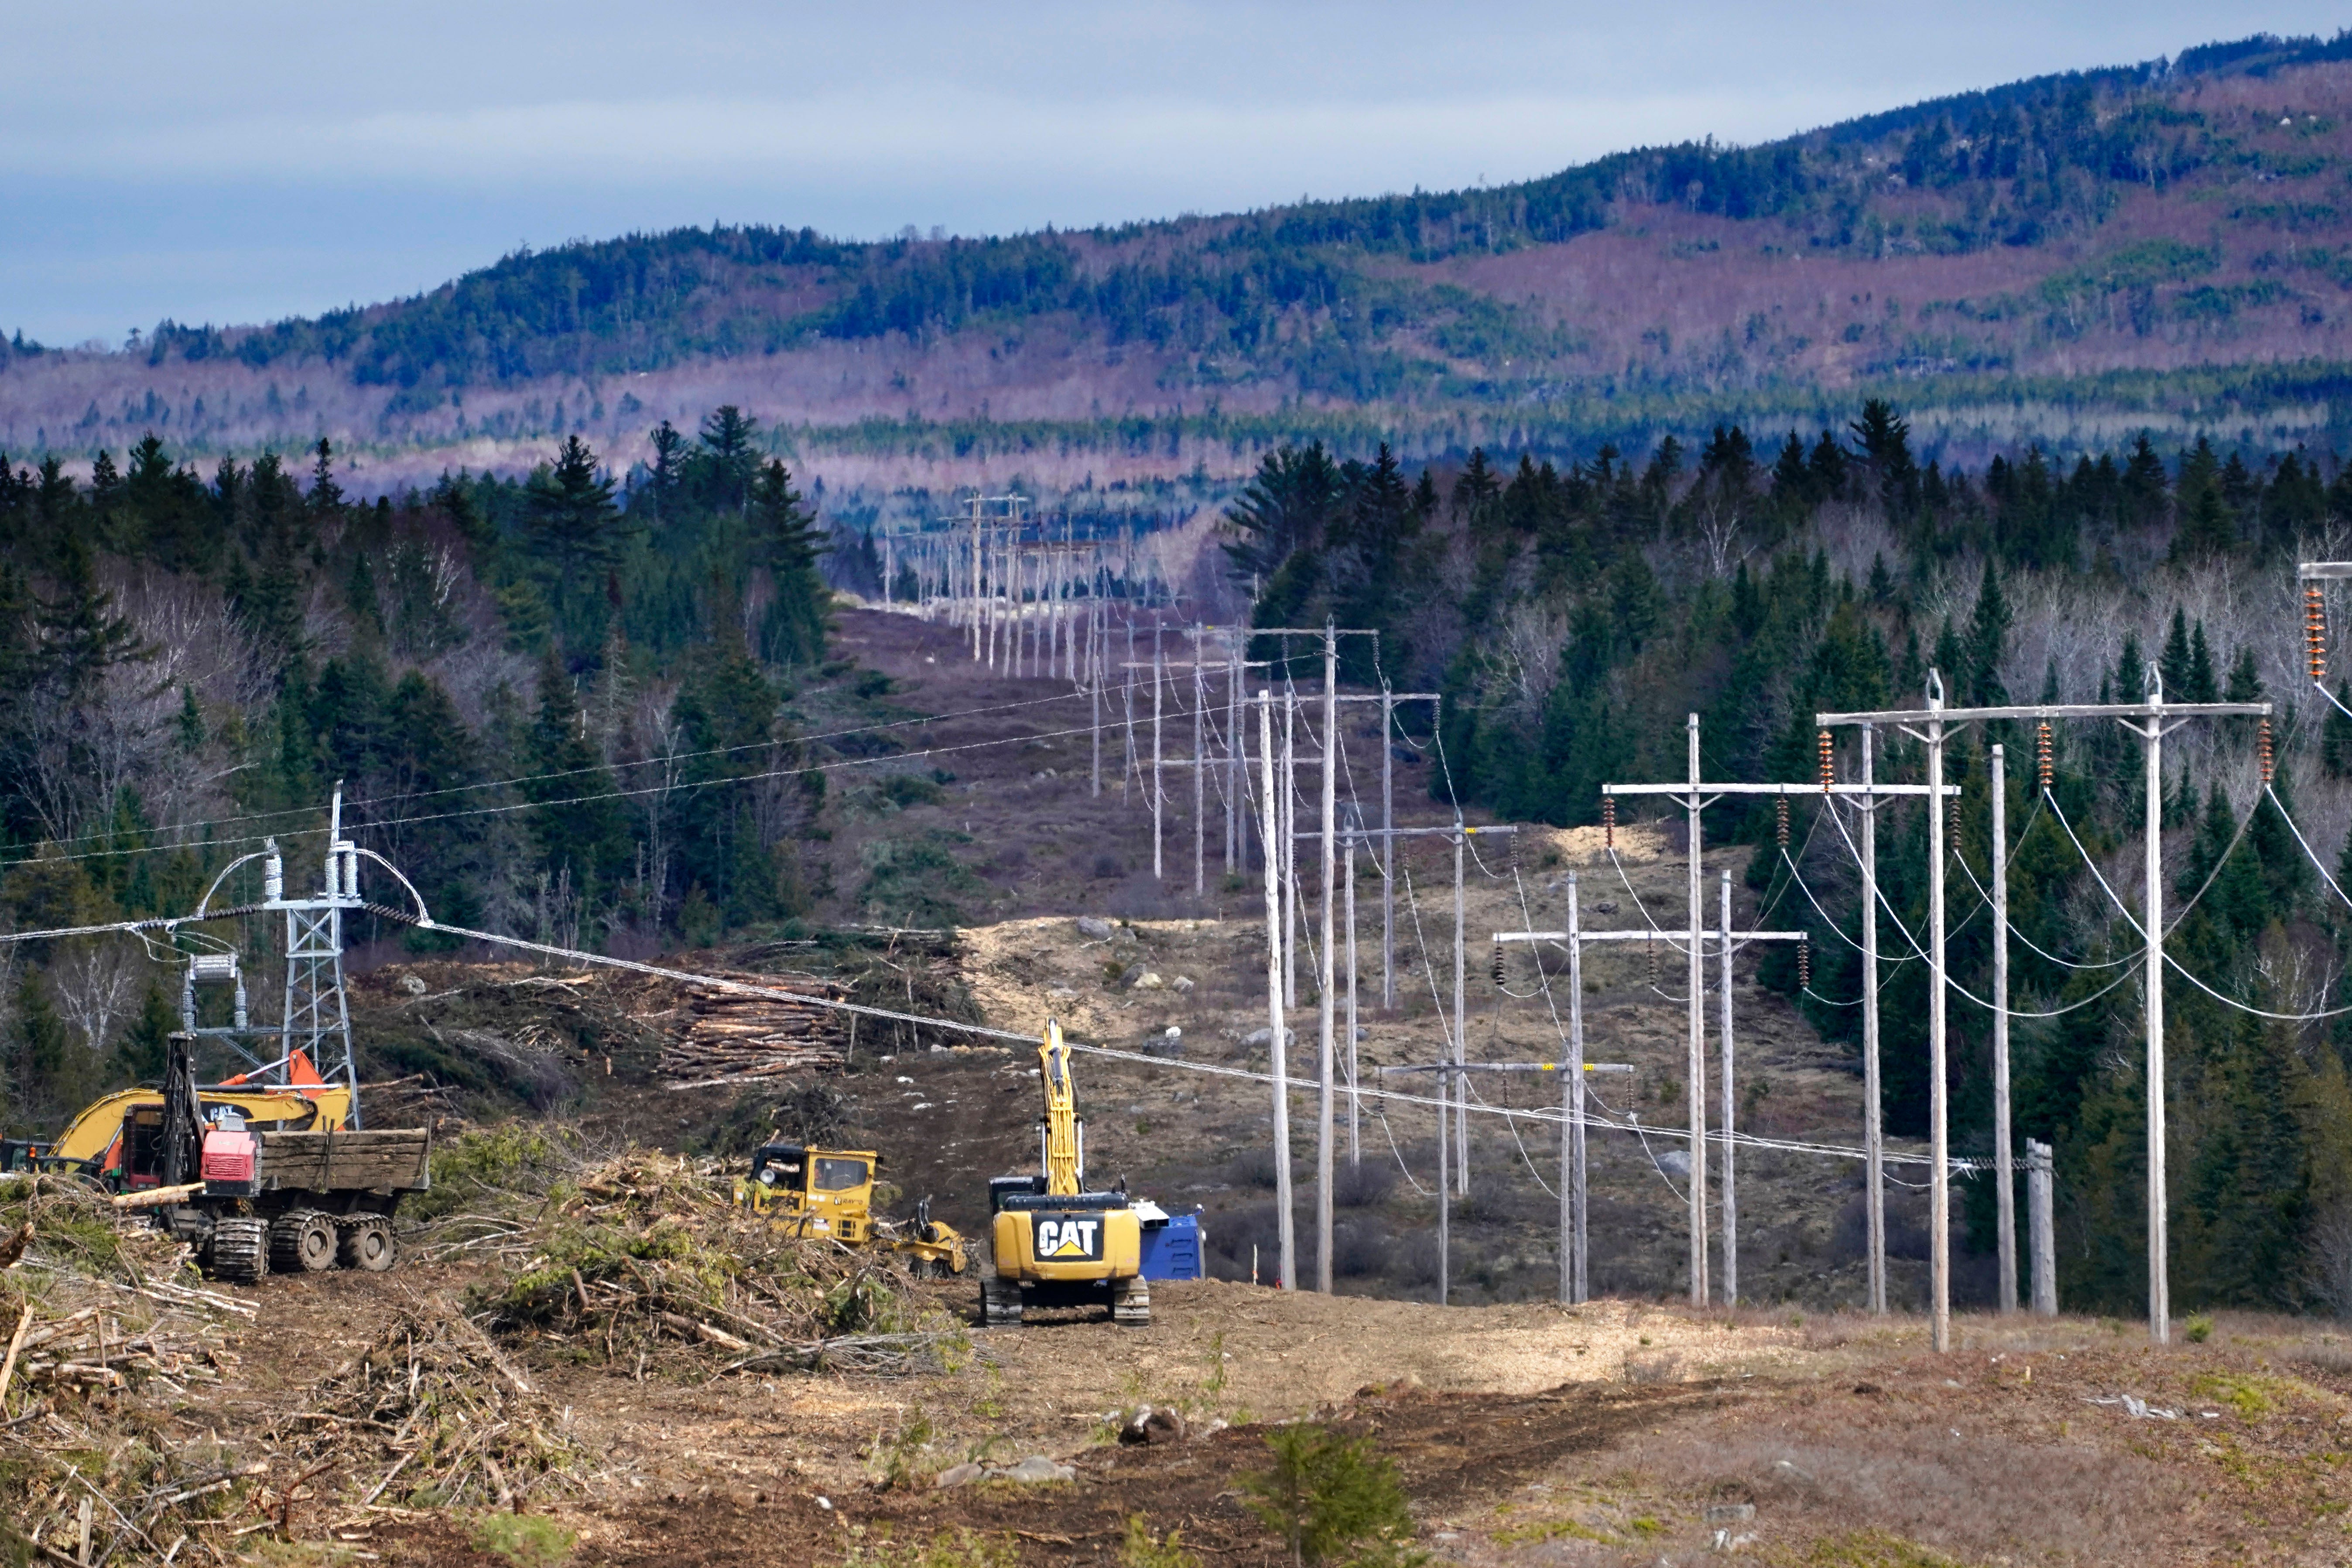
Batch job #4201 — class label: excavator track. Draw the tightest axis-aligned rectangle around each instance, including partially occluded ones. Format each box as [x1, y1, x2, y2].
[208, 1217, 269, 1284]
[1111, 1275, 1151, 1326]
[981, 1276, 1024, 1326]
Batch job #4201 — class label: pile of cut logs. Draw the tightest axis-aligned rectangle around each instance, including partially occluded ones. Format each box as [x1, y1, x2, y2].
[652, 971, 849, 1084]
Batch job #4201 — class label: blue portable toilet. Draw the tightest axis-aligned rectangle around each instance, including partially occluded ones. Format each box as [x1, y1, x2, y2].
[1134, 1200, 1203, 1280]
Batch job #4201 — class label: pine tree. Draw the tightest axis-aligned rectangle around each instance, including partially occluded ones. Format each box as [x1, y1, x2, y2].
[1964, 558, 2010, 705]
[308, 437, 345, 516]
[2186, 620, 2218, 702]
[525, 436, 633, 652]
[751, 459, 829, 668]
[523, 647, 630, 901]
[2160, 608, 2195, 698]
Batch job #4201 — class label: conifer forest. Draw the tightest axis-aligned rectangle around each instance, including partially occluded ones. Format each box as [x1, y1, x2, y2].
[6, 390, 2352, 1323]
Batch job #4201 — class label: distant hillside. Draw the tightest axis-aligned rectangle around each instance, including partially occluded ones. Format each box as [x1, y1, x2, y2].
[10, 31, 2352, 490]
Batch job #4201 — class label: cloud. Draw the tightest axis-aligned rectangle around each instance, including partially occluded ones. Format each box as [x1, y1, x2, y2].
[8, 1, 2350, 339]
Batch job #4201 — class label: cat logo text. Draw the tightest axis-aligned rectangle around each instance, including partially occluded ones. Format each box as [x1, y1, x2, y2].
[1034, 1216, 1103, 1260]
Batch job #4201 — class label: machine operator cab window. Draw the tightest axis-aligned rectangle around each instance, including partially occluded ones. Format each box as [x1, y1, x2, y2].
[748, 1145, 872, 1197]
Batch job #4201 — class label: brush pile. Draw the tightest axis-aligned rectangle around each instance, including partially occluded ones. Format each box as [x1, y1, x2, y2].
[0, 1175, 262, 1566]
[647, 971, 850, 1084]
[269, 1309, 593, 1517]
[471, 1149, 958, 1377]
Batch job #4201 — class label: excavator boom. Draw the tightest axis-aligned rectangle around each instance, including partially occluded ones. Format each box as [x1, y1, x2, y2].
[1038, 1022, 1082, 1197]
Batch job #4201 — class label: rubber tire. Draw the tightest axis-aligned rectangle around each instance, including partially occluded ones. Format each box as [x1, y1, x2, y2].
[208, 1217, 269, 1284]
[337, 1216, 398, 1272]
[269, 1210, 339, 1273]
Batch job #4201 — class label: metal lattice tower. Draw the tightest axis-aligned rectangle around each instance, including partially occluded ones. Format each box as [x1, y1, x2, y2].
[178, 784, 365, 1125]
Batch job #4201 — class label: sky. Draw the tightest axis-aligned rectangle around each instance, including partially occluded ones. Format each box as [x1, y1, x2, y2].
[8, 3, 2350, 346]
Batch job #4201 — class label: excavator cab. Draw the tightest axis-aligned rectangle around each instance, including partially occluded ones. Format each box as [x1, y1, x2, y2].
[736, 1143, 967, 1277]
[740, 1143, 879, 1243]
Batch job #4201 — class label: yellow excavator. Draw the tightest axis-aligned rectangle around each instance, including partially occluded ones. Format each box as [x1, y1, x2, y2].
[734, 1144, 967, 1277]
[982, 1021, 1147, 1326]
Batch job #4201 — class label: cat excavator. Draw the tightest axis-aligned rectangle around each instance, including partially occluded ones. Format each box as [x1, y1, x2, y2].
[982, 1020, 1148, 1326]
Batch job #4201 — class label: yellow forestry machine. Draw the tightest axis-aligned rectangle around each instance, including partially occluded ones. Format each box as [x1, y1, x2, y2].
[735, 1145, 968, 1277]
[982, 1020, 1148, 1326]
[3, 1037, 430, 1282]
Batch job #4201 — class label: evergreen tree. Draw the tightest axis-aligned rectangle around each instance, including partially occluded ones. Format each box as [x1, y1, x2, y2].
[524, 435, 626, 650]
[750, 458, 829, 667]
[523, 648, 630, 901]
[1963, 558, 2010, 705]
[308, 437, 345, 516]
[2160, 608, 2195, 698]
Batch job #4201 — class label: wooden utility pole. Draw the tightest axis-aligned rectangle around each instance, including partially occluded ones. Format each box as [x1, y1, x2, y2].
[1150, 635, 1164, 880]
[1566, 871, 1585, 1303]
[1604, 739, 1951, 1309]
[1924, 673, 1950, 1354]
[1992, 742, 2016, 1312]
[1497, 919, 1804, 1304]
[1385, 1057, 1633, 1308]
[1859, 726, 1886, 1315]
[1719, 871, 1739, 1304]
[1256, 691, 1294, 1290]
[1818, 673, 2267, 1347]
[1343, 807, 1360, 1167]
[1452, 820, 1468, 1195]
[1193, 630, 1207, 897]
[1382, 689, 1395, 1007]
[1316, 623, 1338, 1293]
[2027, 1138, 2057, 1315]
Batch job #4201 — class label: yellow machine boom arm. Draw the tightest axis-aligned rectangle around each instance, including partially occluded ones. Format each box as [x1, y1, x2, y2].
[1039, 1020, 1081, 1198]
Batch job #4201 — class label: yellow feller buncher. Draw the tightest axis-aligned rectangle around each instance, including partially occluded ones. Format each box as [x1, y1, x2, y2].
[982, 1020, 1148, 1326]
[735, 1144, 968, 1277]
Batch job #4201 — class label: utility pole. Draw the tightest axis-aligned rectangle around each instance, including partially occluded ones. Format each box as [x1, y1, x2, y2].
[1992, 742, 2016, 1313]
[1925, 672, 1950, 1355]
[1256, 691, 1294, 1290]
[1859, 727, 1886, 1316]
[1719, 871, 1739, 1303]
[1382, 688, 1396, 1008]
[1497, 919, 1804, 1304]
[1151, 636, 1164, 881]
[1343, 807, 1360, 1167]
[1818, 672, 2267, 1347]
[1385, 1056, 1635, 1308]
[1604, 738, 1951, 1309]
[1193, 630, 1207, 897]
[1452, 818, 1468, 1195]
[1316, 623, 1339, 1293]
[1565, 870, 1585, 1303]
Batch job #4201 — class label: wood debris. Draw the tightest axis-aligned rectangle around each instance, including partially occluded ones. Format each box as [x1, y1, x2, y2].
[270, 1309, 593, 1517]
[1, 1174, 261, 1565]
[469, 1150, 958, 1378]
[645, 970, 849, 1083]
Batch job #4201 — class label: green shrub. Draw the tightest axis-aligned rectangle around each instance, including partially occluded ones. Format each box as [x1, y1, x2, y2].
[470, 1512, 576, 1567]
[2184, 1314, 2213, 1343]
[1120, 1515, 1202, 1568]
[1239, 1423, 1423, 1568]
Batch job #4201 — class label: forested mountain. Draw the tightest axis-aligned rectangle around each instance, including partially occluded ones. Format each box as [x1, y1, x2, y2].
[10, 34, 2352, 490]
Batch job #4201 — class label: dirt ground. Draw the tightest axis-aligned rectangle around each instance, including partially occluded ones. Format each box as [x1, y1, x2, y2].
[202, 1265, 2352, 1567]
